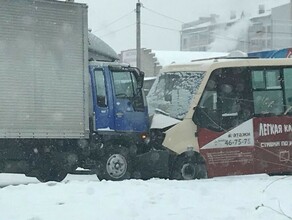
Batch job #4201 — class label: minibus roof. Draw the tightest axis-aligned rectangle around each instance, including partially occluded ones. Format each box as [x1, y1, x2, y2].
[160, 58, 292, 73]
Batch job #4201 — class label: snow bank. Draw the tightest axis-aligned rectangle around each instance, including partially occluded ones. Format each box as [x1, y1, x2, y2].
[0, 174, 291, 220]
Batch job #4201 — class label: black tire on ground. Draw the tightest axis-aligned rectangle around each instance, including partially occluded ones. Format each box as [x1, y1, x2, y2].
[36, 167, 67, 183]
[97, 146, 132, 181]
[35, 156, 68, 182]
[171, 154, 207, 180]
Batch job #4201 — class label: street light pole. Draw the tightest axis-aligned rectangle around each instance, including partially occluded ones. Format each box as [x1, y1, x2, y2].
[136, 0, 141, 69]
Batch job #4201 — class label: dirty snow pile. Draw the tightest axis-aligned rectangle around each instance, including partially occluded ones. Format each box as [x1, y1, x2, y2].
[0, 174, 291, 220]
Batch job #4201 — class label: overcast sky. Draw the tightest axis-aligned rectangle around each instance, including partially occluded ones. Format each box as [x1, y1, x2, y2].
[78, 0, 289, 53]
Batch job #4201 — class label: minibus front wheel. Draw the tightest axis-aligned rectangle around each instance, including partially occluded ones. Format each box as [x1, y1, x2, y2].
[171, 153, 207, 180]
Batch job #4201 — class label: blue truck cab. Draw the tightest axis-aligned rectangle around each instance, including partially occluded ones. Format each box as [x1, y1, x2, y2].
[89, 61, 149, 134]
[84, 61, 152, 180]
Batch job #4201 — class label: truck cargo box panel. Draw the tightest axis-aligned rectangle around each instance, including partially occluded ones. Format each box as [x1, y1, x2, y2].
[0, 0, 89, 138]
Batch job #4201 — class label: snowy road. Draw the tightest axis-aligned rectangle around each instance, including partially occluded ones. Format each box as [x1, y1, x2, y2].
[0, 173, 291, 220]
[0, 173, 98, 188]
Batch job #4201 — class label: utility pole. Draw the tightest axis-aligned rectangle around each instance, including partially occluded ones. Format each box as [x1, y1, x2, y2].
[136, 0, 141, 69]
[290, 0, 292, 47]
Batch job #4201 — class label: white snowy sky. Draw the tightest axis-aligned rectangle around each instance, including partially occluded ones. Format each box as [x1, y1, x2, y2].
[78, 0, 289, 53]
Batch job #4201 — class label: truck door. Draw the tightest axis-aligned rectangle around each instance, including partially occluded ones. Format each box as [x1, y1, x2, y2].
[91, 68, 114, 130]
[111, 69, 148, 132]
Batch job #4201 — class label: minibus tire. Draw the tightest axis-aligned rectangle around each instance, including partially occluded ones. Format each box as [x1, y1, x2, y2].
[171, 155, 207, 180]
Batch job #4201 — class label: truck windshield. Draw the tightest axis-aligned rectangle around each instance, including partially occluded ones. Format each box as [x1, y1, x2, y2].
[147, 71, 204, 119]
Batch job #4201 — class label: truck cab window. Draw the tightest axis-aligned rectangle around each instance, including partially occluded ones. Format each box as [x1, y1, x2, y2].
[112, 70, 144, 111]
[112, 71, 137, 98]
[94, 70, 107, 107]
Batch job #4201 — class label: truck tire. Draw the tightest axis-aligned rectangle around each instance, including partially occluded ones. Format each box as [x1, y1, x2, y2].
[36, 167, 67, 183]
[35, 156, 68, 182]
[171, 154, 207, 180]
[97, 146, 132, 181]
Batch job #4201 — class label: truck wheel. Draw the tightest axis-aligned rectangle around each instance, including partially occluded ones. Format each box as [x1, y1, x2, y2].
[97, 146, 132, 181]
[36, 167, 67, 183]
[35, 156, 68, 182]
[171, 154, 207, 180]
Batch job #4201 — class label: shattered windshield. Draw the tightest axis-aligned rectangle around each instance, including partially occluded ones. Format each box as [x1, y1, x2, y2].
[147, 71, 204, 119]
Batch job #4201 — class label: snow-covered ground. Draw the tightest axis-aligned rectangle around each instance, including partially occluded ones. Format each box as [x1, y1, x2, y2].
[0, 173, 291, 220]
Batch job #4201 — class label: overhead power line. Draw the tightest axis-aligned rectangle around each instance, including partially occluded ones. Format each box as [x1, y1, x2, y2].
[93, 9, 135, 33]
[142, 5, 185, 24]
[92, 4, 185, 40]
[141, 22, 181, 32]
[99, 23, 135, 38]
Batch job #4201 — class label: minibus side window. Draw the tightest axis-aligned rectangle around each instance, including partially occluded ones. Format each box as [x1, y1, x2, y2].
[194, 67, 253, 131]
[283, 68, 292, 115]
[252, 69, 284, 116]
